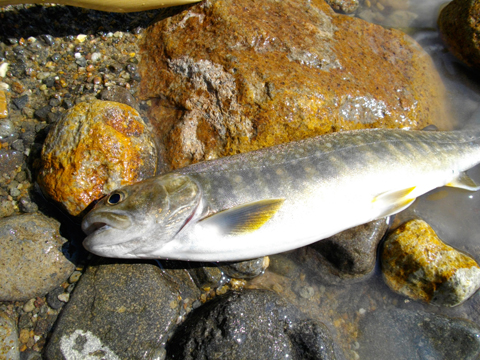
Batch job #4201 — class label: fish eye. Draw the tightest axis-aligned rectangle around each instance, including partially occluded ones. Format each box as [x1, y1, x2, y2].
[106, 191, 126, 206]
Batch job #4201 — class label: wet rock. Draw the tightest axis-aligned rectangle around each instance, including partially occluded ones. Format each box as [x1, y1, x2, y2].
[99, 86, 138, 110]
[358, 308, 480, 359]
[188, 264, 225, 291]
[0, 90, 7, 118]
[438, 0, 480, 70]
[0, 213, 75, 301]
[166, 289, 336, 360]
[0, 312, 19, 360]
[304, 219, 389, 284]
[0, 149, 22, 187]
[381, 219, 480, 307]
[44, 260, 200, 360]
[325, 0, 360, 14]
[140, 0, 448, 170]
[37, 100, 157, 216]
[219, 256, 270, 279]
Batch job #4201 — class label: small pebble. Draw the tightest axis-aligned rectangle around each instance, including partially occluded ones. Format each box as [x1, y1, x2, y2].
[23, 299, 36, 313]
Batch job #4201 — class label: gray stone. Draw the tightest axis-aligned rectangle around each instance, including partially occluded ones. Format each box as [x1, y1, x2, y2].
[0, 213, 75, 301]
[44, 260, 200, 360]
[305, 218, 389, 284]
[358, 308, 480, 360]
[166, 289, 336, 360]
[0, 312, 19, 360]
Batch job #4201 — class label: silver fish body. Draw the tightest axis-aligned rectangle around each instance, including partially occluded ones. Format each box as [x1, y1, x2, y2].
[82, 128, 480, 261]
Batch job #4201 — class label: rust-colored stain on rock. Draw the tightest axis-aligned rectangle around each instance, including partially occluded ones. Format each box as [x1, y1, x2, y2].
[37, 100, 157, 216]
[140, 0, 449, 169]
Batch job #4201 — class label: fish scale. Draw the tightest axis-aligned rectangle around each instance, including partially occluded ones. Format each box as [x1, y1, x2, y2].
[82, 128, 480, 261]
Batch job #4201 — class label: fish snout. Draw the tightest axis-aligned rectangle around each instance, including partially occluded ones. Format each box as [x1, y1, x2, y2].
[81, 211, 133, 235]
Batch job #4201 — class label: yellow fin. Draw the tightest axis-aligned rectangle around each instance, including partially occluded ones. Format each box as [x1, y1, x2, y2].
[372, 186, 417, 218]
[446, 172, 480, 191]
[200, 199, 285, 236]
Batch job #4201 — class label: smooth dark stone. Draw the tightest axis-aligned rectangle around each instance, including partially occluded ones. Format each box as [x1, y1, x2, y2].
[166, 289, 336, 360]
[11, 95, 29, 110]
[99, 85, 138, 110]
[306, 218, 389, 284]
[44, 260, 200, 360]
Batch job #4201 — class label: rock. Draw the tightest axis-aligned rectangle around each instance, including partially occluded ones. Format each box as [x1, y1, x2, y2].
[140, 0, 448, 170]
[438, 0, 480, 70]
[219, 256, 270, 279]
[166, 289, 336, 360]
[325, 0, 360, 14]
[188, 264, 224, 291]
[37, 100, 157, 216]
[99, 86, 138, 110]
[11, 94, 29, 110]
[0, 90, 7, 119]
[44, 260, 200, 360]
[0, 149, 23, 187]
[304, 218, 389, 284]
[0, 312, 20, 360]
[0, 213, 75, 301]
[358, 308, 480, 359]
[381, 219, 480, 307]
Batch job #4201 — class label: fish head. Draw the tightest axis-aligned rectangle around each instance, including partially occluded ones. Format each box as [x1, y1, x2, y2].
[82, 173, 201, 258]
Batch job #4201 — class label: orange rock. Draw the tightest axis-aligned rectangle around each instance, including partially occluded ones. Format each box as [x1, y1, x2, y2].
[37, 100, 157, 216]
[0, 91, 7, 119]
[140, 0, 449, 169]
[381, 219, 480, 307]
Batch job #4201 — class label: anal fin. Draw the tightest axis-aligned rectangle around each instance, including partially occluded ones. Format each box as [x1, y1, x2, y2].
[447, 172, 480, 191]
[372, 186, 417, 218]
[200, 198, 285, 236]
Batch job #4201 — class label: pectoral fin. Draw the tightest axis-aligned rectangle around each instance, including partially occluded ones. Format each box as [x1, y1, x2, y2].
[200, 199, 285, 236]
[447, 172, 480, 191]
[372, 186, 417, 218]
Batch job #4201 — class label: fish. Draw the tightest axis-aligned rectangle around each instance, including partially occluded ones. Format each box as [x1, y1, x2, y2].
[82, 128, 480, 262]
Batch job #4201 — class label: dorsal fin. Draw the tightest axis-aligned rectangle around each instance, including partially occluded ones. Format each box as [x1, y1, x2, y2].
[199, 199, 285, 236]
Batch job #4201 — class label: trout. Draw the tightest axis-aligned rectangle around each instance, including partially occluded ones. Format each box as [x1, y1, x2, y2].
[82, 128, 480, 261]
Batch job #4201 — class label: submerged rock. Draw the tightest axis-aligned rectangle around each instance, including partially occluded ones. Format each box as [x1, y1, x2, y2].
[358, 308, 480, 359]
[381, 219, 480, 307]
[140, 0, 448, 170]
[166, 289, 336, 360]
[438, 0, 480, 70]
[45, 260, 199, 360]
[306, 218, 389, 284]
[0, 149, 23, 188]
[0, 213, 75, 301]
[219, 256, 270, 279]
[37, 100, 157, 216]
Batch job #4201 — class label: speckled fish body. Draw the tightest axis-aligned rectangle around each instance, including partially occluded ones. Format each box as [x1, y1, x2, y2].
[82, 128, 480, 261]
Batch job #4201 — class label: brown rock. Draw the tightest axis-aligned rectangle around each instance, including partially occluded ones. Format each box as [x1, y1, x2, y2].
[0, 213, 75, 301]
[140, 0, 448, 169]
[438, 0, 480, 70]
[0, 91, 7, 119]
[381, 219, 480, 307]
[37, 100, 157, 216]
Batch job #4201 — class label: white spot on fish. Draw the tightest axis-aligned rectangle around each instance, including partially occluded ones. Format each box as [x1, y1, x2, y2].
[234, 175, 243, 183]
[276, 168, 284, 176]
[325, 142, 332, 148]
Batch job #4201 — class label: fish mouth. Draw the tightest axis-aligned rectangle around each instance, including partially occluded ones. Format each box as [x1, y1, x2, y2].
[81, 211, 133, 235]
